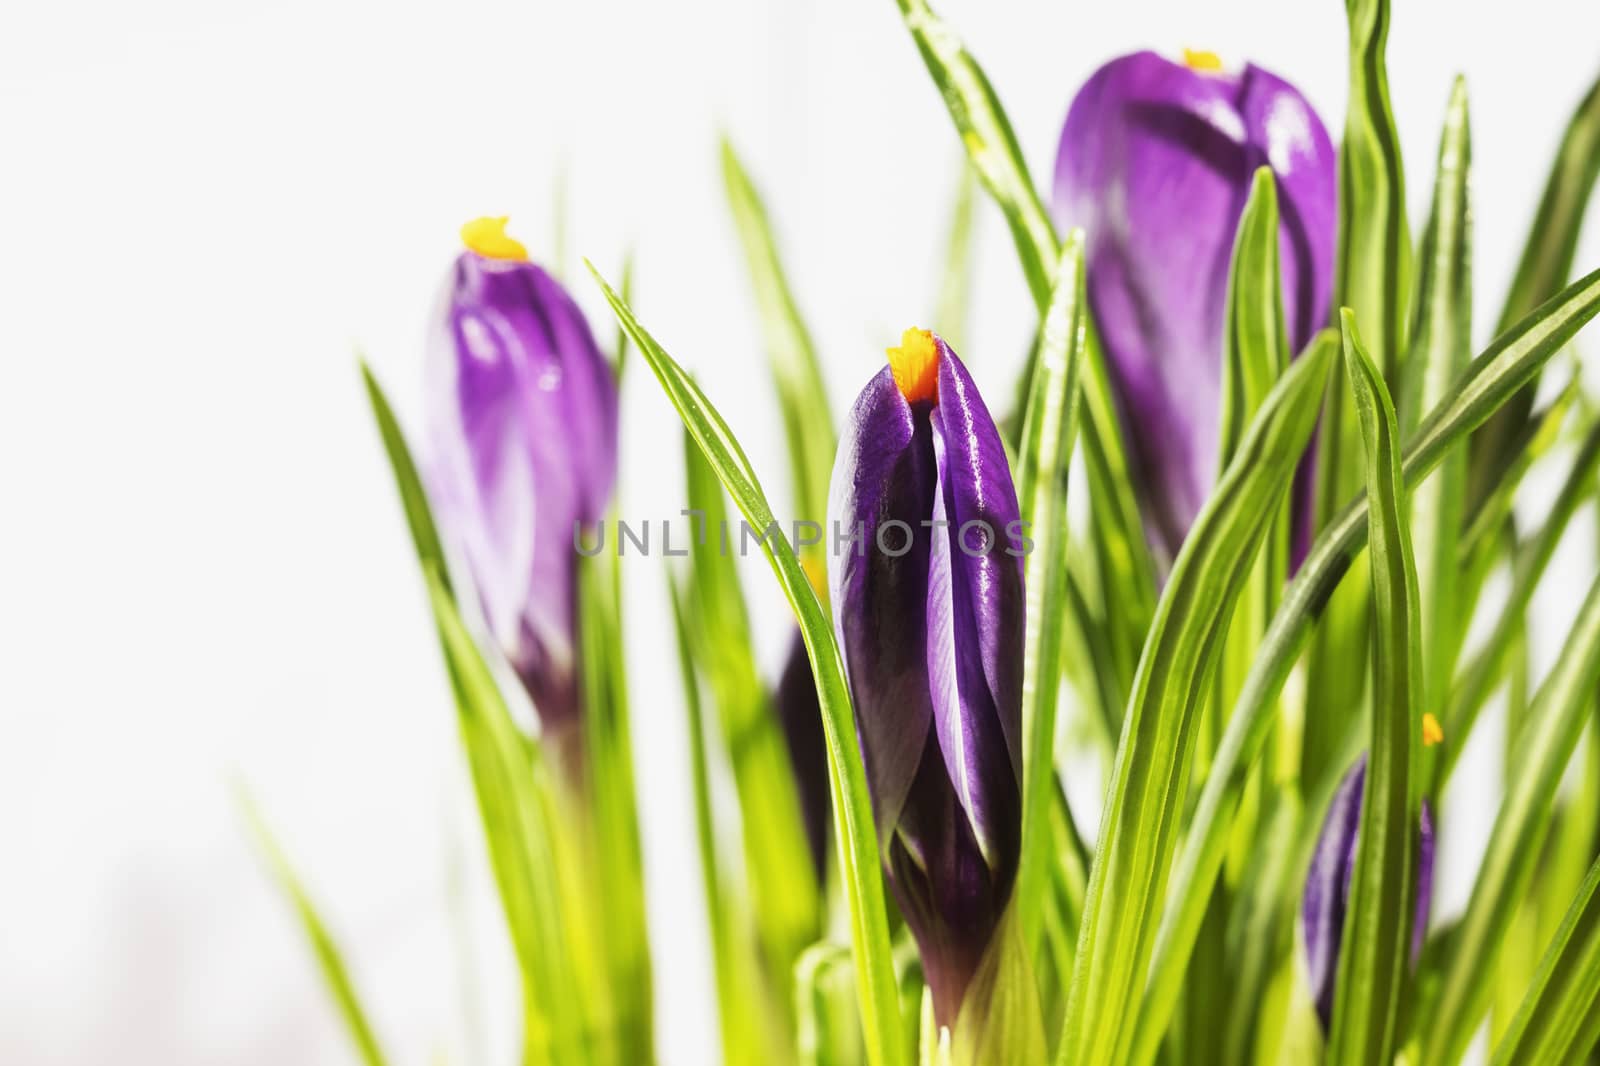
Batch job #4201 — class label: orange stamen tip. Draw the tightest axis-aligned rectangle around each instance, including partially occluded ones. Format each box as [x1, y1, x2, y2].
[887, 328, 940, 405]
[1422, 713, 1444, 747]
[1183, 48, 1225, 72]
[460, 216, 529, 261]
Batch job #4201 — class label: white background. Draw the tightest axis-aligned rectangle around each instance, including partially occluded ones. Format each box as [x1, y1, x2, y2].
[4, 1, 1600, 1063]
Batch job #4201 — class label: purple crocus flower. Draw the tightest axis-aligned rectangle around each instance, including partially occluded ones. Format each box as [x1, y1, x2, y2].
[426, 217, 619, 737]
[1052, 49, 1336, 565]
[1301, 753, 1437, 1029]
[829, 328, 1025, 1025]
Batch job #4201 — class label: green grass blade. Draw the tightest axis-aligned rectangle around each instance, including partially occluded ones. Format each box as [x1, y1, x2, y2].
[1471, 70, 1600, 496]
[796, 944, 869, 1066]
[1058, 335, 1335, 1066]
[613, 251, 635, 380]
[423, 568, 580, 1066]
[1137, 265, 1600, 1051]
[1305, 0, 1411, 792]
[576, 554, 653, 1061]
[360, 361, 450, 596]
[1436, 416, 1600, 788]
[668, 574, 776, 1066]
[1218, 168, 1291, 466]
[932, 162, 978, 350]
[1420, 568, 1600, 1066]
[240, 791, 390, 1066]
[682, 426, 820, 1000]
[1014, 231, 1088, 954]
[1326, 310, 1421, 1066]
[1403, 78, 1473, 715]
[890, 0, 1156, 689]
[587, 263, 905, 1066]
[1490, 855, 1600, 1066]
[721, 138, 836, 541]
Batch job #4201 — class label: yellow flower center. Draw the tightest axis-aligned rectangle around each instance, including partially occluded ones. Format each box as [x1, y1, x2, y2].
[460, 216, 529, 261]
[887, 328, 940, 405]
[1183, 48, 1225, 73]
[1422, 712, 1444, 748]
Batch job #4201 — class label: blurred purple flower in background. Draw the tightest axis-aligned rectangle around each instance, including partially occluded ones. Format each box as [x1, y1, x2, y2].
[1301, 754, 1437, 1029]
[425, 217, 619, 737]
[829, 328, 1025, 1024]
[1052, 49, 1336, 564]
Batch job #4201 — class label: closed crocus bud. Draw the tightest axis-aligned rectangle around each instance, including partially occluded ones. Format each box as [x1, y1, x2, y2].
[829, 328, 1025, 1025]
[426, 217, 619, 737]
[1053, 49, 1336, 564]
[1301, 729, 1440, 1030]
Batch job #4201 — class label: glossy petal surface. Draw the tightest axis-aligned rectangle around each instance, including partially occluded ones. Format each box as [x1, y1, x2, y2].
[426, 252, 618, 731]
[1053, 51, 1336, 562]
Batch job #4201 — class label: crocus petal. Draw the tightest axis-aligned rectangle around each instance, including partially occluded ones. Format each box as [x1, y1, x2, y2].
[1301, 758, 1438, 1030]
[1052, 50, 1335, 564]
[925, 349, 1025, 869]
[426, 251, 618, 732]
[829, 366, 939, 845]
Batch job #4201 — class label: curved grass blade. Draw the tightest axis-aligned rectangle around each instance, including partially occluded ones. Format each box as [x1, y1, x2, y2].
[1014, 232, 1088, 952]
[1326, 310, 1421, 1066]
[668, 574, 778, 1066]
[796, 943, 869, 1066]
[683, 427, 821, 991]
[587, 263, 905, 1066]
[1057, 335, 1336, 1066]
[1490, 855, 1600, 1066]
[1305, 0, 1411, 792]
[1136, 265, 1600, 1053]
[424, 567, 580, 1066]
[932, 162, 978, 350]
[1436, 416, 1600, 789]
[239, 789, 389, 1066]
[360, 361, 449, 596]
[1471, 69, 1600, 496]
[1420, 568, 1600, 1066]
[890, 0, 1155, 686]
[1403, 78, 1472, 715]
[721, 138, 836, 543]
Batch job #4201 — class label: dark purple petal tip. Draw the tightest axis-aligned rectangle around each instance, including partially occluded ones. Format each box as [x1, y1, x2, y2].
[829, 330, 1024, 1023]
[1300, 758, 1437, 1030]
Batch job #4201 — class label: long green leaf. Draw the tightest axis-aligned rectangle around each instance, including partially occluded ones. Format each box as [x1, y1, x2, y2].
[1437, 416, 1600, 788]
[240, 791, 389, 1066]
[1471, 69, 1600, 495]
[890, 0, 1156, 691]
[1327, 310, 1421, 1066]
[721, 139, 836, 541]
[1014, 231, 1088, 952]
[1137, 265, 1600, 1049]
[1491, 855, 1600, 1066]
[360, 361, 449, 596]
[424, 567, 580, 1066]
[1403, 77, 1473, 715]
[932, 162, 978, 351]
[1058, 335, 1335, 1066]
[683, 427, 821, 991]
[1421, 569, 1600, 1066]
[667, 574, 777, 1066]
[587, 263, 905, 1066]
[1305, 0, 1411, 792]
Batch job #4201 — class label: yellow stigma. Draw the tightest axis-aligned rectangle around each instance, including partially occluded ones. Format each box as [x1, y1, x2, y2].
[461, 216, 529, 261]
[887, 328, 940, 405]
[1422, 712, 1444, 748]
[1183, 48, 1225, 72]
